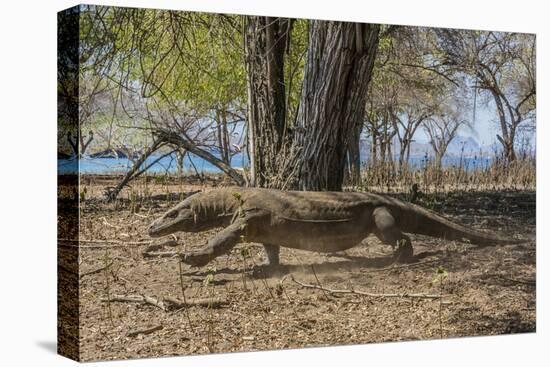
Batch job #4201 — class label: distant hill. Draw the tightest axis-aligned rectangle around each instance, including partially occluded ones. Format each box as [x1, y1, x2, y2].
[359, 134, 498, 160]
[447, 136, 481, 155]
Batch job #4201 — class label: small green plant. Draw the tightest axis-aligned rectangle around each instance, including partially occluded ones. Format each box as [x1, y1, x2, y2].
[231, 192, 246, 223]
[432, 266, 448, 284]
[79, 187, 87, 203]
[203, 266, 217, 287]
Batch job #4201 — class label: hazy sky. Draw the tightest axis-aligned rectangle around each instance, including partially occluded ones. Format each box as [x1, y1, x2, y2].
[413, 100, 535, 148]
[413, 103, 498, 146]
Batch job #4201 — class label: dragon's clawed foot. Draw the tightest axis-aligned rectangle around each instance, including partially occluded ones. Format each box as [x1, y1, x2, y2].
[251, 262, 285, 278]
[180, 250, 213, 267]
[393, 239, 414, 263]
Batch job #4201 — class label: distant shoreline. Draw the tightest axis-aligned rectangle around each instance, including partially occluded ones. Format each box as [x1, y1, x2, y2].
[57, 153, 496, 175]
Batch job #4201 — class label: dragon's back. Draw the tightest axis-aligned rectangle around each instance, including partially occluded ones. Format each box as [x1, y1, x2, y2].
[237, 187, 376, 221]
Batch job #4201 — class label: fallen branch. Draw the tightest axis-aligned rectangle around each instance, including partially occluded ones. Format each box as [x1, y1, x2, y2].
[101, 294, 166, 311]
[100, 294, 228, 312]
[153, 128, 245, 186]
[127, 324, 163, 338]
[61, 238, 151, 244]
[100, 217, 120, 229]
[362, 259, 441, 274]
[59, 238, 152, 249]
[81, 261, 113, 277]
[163, 296, 228, 311]
[290, 276, 441, 299]
[497, 274, 536, 286]
[104, 139, 166, 201]
[142, 250, 179, 258]
[142, 294, 166, 311]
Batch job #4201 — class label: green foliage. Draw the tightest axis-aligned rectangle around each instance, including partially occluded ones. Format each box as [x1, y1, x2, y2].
[79, 187, 87, 203]
[74, 6, 536, 172]
[240, 247, 249, 258]
[203, 266, 217, 286]
[78, 6, 247, 151]
[432, 266, 448, 284]
[284, 19, 309, 125]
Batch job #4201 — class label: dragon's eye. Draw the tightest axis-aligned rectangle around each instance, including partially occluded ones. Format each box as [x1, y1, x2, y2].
[166, 211, 178, 219]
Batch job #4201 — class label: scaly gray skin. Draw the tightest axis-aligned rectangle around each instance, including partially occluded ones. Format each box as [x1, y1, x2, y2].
[148, 187, 521, 267]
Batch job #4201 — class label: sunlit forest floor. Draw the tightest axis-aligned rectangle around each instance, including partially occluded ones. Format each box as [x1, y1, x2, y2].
[62, 174, 535, 361]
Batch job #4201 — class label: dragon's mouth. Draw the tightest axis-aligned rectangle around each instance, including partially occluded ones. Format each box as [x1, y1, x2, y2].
[148, 219, 177, 237]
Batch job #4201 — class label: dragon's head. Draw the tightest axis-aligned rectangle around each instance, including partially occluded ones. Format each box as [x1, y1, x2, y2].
[148, 190, 236, 237]
[148, 199, 198, 237]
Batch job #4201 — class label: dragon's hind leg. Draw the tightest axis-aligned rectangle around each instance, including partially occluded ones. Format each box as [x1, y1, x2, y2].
[262, 244, 280, 266]
[372, 206, 414, 262]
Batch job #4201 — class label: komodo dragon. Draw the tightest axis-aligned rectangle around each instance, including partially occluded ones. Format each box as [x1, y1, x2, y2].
[148, 187, 520, 267]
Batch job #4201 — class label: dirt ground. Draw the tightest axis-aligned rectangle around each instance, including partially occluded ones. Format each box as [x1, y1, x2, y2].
[62, 175, 536, 361]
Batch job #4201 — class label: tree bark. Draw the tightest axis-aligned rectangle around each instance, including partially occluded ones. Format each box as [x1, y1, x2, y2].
[244, 16, 290, 187]
[347, 121, 363, 185]
[291, 21, 380, 190]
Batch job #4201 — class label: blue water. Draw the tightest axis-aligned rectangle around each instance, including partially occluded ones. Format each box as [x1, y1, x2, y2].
[57, 152, 492, 175]
[58, 152, 247, 174]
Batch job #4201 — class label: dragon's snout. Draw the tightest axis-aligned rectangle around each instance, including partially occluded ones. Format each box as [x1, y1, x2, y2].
[148, 220, 161, 237]
[147, 209, 190, 237]
[147, 199, 209, 237]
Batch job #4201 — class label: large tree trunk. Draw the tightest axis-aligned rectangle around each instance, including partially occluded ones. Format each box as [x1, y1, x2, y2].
[370, 129, 378, 165]
[490, 90, 517, 163]
[244, 16, 290, 187]
[292, 21, 380, 190]
[215, 108, 230, 164]
[347, 121, 363, 185]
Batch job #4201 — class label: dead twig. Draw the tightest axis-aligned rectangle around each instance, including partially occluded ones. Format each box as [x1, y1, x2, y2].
[100, 293, 226, 312]
[290, 276, 442, 299]
[497, 274, 536, 286]
[101, 294, 166, 311]
[164, 296, 228, 311]
[142, 250, 179, 258]
[279, 275, 301, 320]
[59, 238, 152, 249]
[81, 261, 113, 277]
[311, 265, 330, 300]
[127, 324, 163, 338]
[361, 259, 441, 274]
[100, 216, 120, 229]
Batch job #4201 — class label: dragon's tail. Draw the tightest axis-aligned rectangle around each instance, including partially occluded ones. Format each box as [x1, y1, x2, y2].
[394, 200, 522, 245]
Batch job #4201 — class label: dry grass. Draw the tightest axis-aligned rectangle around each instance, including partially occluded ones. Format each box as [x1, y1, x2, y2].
[358, 154, 535, 194]
[60, 176, 536, 361]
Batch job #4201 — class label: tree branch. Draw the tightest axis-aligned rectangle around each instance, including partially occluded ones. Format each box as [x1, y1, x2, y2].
[153, 128, 245, 186]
